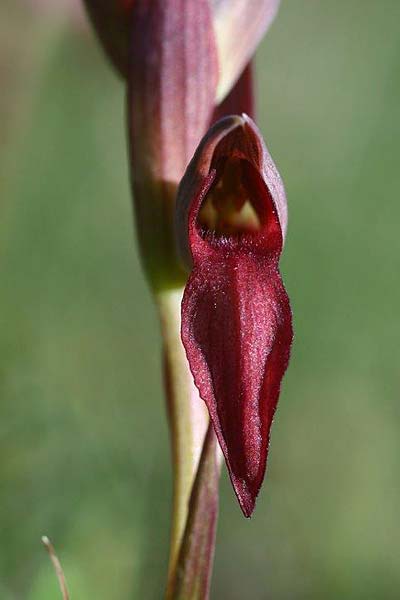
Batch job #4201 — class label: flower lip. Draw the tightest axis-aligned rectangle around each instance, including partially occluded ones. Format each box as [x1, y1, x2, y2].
[177, 113, 292, 517]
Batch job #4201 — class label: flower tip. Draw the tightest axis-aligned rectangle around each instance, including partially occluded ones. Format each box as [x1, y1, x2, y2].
[222, 112, 252, 130]
[233, 481, 257, 518]
[239, 112, 261, 136]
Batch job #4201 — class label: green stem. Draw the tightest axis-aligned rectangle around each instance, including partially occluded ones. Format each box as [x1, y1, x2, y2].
[171, 424, 221, 600]
[157, 288, 210, 596]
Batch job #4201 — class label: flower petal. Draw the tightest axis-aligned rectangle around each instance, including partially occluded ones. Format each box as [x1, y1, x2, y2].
[211, 0, 281, 102]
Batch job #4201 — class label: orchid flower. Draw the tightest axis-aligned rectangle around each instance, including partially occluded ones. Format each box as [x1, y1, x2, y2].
[176, 114, 292, 516]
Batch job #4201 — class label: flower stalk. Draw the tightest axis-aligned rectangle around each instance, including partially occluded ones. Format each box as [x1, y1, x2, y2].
[167, 423, 221, 600]
[157, 288, 210, 589]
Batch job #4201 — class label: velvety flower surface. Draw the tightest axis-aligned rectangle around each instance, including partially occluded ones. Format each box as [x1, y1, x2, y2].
[176, 115, 292, 516]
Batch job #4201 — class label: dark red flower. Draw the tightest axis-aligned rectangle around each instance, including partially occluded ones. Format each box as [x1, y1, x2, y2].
[176, 115, 293, 517]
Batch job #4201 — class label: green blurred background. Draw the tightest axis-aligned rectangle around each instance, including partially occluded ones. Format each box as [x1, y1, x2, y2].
[1, 1, 400, 598]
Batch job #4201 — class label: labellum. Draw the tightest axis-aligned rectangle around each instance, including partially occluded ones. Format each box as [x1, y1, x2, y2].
[176, 114, 293, 516]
